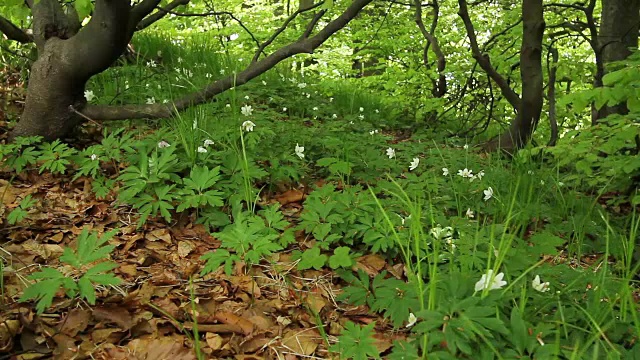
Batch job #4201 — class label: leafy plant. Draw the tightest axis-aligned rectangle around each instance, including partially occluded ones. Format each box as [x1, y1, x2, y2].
[201, 209, 282, 275]
[38, 140, 77, 174]
[330, 322, 380, 360]
[177, 165, 224, 212]
[0, 136, 42, 173]
[7, 194, 37, 225]
[20, 228, 121, 314]
[118, 147, 182, 226]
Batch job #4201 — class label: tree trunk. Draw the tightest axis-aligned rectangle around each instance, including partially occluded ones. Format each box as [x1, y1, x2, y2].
[9, 0, 132, 141]
[10, 40, 86, 140]
[594, 0, 640, 122]
[486, 0, 544, 152]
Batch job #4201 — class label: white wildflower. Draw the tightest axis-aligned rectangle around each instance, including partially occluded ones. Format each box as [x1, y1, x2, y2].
[359, 107, 364, 112]
[295, 143, 305, 159]
[283, 107, 287, 112]
[483, 187, 494, 201]
[197, 146, 208, 153]
[242, 120, 256, 132]
[532, 275, 550, 293]
[203, 139, 215, 147]
[313, 106, 319, 111]
[244, 95, 250, 100]
[84, 90, 96, 102]
[158, 140, 170, 148]
[409, 157, 419, 171]
[229, 33, 239, 41]
[90, 154, 98, 161]
[332, 114, 338, 119]
[406, 313, 417, 328]
[358, 114, 365, 120]
[463, 144, 469, 150]
[146, 97, 156, 104]
[297, 82, 307, 89]
[475, 269, 507, 292]
[442, 168, 449, 176]
[430, 225, 453, 240]
[241, 105, 253, 116]
[386, 147, 396, 159]
[457, 168, 473, 178]
[465, 208, 475, 219]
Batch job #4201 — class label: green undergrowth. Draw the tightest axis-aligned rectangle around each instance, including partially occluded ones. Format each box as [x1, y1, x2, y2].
[3, 33, 640, 359]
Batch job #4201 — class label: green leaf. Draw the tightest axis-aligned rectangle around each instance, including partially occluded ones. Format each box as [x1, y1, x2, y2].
[201, 249, 235, 275]
[7, 207, 28, 225]
[336, 270, 374, 307]
[78, 276, 96, 304]
[329, 247, 353, 269]
[330, 322, 380, 360]
[298, 247, 327, 270]
[371, 277, 419, 327]
[85, 261, 119, 276]
[510, 307, 527, 355]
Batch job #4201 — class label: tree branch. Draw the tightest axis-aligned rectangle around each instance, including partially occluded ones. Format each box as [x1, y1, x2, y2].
[136, 0, 191, 31]
[31, 0, 69, 51]
[144, 6, 262, 51]
[300, 10, 327, 39]
[252, 1, 325, 62]
[0, 14, 32, 43]
[457, 0, 520, 110]
[83, 0, 375, 121]
[67, 0, 132, 80]
[414, 0, 446, 97]
[129, 0, 162, 35]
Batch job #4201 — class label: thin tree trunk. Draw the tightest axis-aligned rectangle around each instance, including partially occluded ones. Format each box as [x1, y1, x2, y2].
[547, 46, 559, 146]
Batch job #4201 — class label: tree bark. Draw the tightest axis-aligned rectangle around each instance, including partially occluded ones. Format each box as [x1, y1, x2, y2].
[478, 0, 544, 153]
[458, 0, 545, 152]
[594, 0, 640, 122]
[10, 0, 132, 141]
[547, 46, 558, 146]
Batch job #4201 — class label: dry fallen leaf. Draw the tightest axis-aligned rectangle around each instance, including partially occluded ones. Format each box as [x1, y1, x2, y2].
[146, 228, 172, 243]
[126, 335, 197, 360]
[281, 329, 320, 356]
[59, 308, 91, 337]
[93, 306, 133, 331]
[0, 319, 20, 352]
[274, 189, 305, 205]
[205, 332, 224, 350]
[177, 240, 195, 258]
[214, 311, 254, 336]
